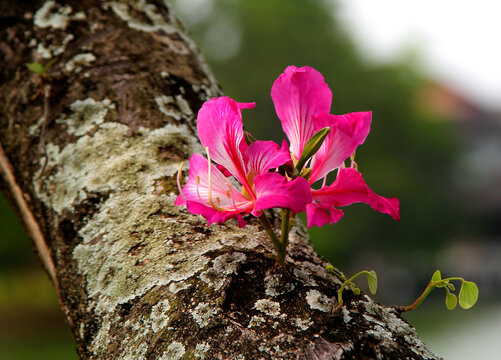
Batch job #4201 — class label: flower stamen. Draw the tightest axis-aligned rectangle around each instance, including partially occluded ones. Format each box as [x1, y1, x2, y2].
[206, 147, 225, 211]
[350, 151, 358, 171]
[322, 176, 328, 188]
[226, 183, 242, 211]
[176, 161, 187, 202]
[195, 175, 206, 205]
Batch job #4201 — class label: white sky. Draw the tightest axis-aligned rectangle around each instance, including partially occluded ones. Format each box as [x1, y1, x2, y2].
[335, 0, 501, 110]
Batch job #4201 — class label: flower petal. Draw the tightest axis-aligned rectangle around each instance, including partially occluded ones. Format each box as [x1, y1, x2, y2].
[178, 153, 251, 212]
[311, 168, 400, 221]
[185, 201, 246, 227]
[238, 102, 256, 110]
[252, 172, 312, 215]
[246, 140, 292, 176]
[306, 202, 344, 228]
[196, 97, 252, 188]
[310, 112, 372, 183]
[271, 66, 332, 161]
[216, 164, 232, 177]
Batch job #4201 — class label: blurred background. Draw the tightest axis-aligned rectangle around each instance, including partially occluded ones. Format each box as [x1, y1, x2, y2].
[1, 0, 500, 358]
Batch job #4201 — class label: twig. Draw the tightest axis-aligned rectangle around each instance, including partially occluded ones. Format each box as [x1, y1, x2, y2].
[0, 144, 57, 285]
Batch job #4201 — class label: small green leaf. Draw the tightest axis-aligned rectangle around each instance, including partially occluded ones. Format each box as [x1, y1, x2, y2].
[295, 127, 330, 171]
[447, 283, 455, 292]
[367, 270, 377, 295]
[431, 270, 442, 283]
[42, 58, 57, 73]
[458, 281, 479, 309]
[326, 265, 346, 281]
[26, 62, 44, 75]
[244, 131, 257, 145]
[352, 288, 360, 295]
[445, 291, 457, 310]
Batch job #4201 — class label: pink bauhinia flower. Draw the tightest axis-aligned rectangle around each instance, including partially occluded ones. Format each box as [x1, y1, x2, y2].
[271, 65, 400, 228]
[175, 96, 312, 227]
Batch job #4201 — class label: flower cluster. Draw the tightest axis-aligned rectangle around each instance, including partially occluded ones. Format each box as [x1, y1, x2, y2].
[174, 97, 311, 227]
[176, 65, 399, 261]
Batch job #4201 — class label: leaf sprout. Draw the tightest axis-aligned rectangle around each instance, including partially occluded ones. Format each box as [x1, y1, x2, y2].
[26, 58, 57, 77]
[326, 264, 377, 306]
[399, 270, 479, 312]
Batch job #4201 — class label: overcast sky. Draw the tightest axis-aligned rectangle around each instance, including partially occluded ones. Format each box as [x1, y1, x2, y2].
[335, 0, 501, 111]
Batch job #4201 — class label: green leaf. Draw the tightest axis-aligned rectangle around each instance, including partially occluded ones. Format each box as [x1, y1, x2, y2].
[458, 281, 479, 309]
[325, 264, 334, 273]
[26, 62, 44, 75]
[445, 291, 457, 310]
[431, 270, 442, 283]
[437, 279, 449, 288]
[295, 127, 330, 171]
[352, 287, 360, 295]
[367, 270, 377, 295]
[447, 283, 455, 292]
[42, 58, 57, 73]
[244, 131, 257, 145]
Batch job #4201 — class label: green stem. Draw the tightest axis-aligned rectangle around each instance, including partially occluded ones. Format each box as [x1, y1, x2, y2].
[277, 209, 292, 263]
[400, 281, 436, 312]
[337, 270, 370, 305]
[326, 265, 346, 282]
[258, 214, 282, 262]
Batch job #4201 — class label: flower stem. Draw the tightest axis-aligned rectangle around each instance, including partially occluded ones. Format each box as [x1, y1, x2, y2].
[278, 209, 292, 264]
[258, 214, 282, 262]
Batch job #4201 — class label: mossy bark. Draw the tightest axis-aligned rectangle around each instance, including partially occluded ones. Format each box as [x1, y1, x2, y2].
[0, 1, 438, 359]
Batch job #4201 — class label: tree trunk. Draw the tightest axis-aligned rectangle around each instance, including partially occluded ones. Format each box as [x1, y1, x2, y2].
[0, 1, 438, 359]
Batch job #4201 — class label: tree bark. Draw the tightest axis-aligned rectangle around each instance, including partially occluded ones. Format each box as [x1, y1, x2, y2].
[0, 1, 438, 359]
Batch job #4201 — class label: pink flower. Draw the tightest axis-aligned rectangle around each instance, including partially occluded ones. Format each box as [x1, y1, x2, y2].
[175, 96, 312, 227]
[271, 66, 400, 228]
